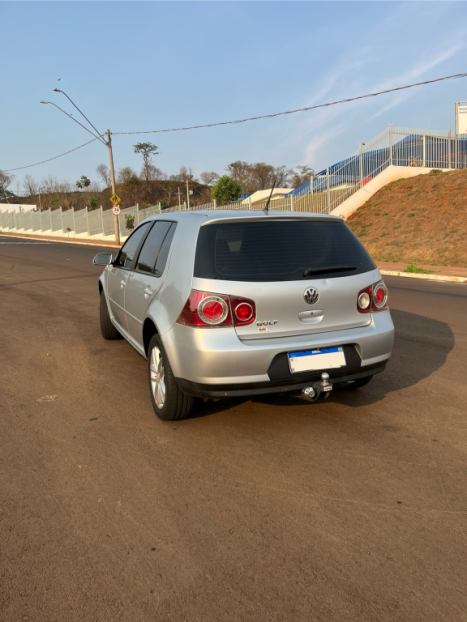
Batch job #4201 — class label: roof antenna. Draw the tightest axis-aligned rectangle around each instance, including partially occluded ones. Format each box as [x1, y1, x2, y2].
[263, 179, 277, 214]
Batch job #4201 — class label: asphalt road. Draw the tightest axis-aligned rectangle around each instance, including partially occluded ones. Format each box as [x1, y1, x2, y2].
[1, 235, 466, 622]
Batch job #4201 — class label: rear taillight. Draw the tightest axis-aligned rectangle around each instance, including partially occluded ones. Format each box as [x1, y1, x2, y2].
[357, 280, 389, 313]
[231, 297, 256, 326]
[177, 291, 232, 327]
[177, 291, 256, 328]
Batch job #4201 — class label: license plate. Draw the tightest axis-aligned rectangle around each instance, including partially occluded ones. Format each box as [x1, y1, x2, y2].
[287, 347, 346, 374]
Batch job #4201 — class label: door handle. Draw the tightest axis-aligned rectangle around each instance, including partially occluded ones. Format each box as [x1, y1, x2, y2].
[144, 287, 153, 298]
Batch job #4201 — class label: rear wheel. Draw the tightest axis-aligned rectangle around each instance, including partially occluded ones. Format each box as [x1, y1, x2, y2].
[147, 334, 195, 421]
[338, 375, 373, 390]
[100, 292, 121, 340]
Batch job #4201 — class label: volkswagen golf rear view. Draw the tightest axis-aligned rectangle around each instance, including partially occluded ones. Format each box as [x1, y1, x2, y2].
[94, 211, 394, 420]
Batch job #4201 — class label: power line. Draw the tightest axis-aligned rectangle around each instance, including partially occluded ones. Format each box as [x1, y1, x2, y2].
[3, 137, 99, 172]
[113, 72, 467, 135]
[3, 71, 466, 173]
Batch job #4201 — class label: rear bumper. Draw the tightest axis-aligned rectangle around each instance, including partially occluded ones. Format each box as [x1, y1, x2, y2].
[176, 362, 385, 398]
[162, 310, 394, 387]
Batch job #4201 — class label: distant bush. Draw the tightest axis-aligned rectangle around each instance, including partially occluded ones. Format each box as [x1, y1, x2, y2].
[430, 169, 443, 174]
[211, 176, 242, 204]
[405, 262, 432, 274]
[125, 214, 135, 231]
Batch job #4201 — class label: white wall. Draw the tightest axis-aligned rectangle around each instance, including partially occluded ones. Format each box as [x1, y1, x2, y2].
[0, 203, 37, 212]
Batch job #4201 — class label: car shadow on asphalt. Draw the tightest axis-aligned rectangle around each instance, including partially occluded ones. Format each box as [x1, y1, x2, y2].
[189, 308, 455, 417]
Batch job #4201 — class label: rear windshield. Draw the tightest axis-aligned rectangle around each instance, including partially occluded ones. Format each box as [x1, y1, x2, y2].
[194, 219, 375, 282]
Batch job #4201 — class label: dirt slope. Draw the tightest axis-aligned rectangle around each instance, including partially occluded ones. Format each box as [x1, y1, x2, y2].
[347, 168, 467, 266]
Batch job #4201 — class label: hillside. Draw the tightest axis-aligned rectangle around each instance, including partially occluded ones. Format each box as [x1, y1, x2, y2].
[0, 179, 212, 212]
[347, 168, 467, 267]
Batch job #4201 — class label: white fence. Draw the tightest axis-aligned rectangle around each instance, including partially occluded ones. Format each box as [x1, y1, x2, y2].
[1, 124, 466, 241]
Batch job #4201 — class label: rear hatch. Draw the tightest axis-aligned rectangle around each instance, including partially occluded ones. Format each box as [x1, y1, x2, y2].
[193, 216, 377, 340]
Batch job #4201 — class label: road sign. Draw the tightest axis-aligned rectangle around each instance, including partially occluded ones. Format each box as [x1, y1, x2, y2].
[112, 206, 121, 216]
[110, 194, 121, 205]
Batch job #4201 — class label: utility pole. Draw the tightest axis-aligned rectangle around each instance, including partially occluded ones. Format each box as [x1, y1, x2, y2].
[107, 129, 120, 245]
[178, 187, 181, 208]
[186, 179, 190, 211]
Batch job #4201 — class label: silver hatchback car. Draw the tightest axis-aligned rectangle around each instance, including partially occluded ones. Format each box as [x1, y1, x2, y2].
[94, 211, 394, 420]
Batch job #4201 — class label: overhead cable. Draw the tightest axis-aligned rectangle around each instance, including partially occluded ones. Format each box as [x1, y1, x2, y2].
[112, 73, 467, 135]
[3, 137, 99, 172]
[3, 72, 466, 172]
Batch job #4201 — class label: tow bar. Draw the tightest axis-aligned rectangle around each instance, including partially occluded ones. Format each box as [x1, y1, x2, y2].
[300, 373, 333, 403]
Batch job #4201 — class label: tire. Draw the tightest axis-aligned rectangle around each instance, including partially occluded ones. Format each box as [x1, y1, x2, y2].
[338, 375, 373, 391]
[100, 291, 121, 340]
[147, 334, 195, 421]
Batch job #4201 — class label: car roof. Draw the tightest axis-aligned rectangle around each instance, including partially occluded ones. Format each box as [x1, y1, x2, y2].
[146, 209, 342, 223]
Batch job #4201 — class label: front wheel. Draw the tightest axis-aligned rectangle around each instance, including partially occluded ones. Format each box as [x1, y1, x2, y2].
[100, 291, 121, 340]
[147, 334, 195, 421]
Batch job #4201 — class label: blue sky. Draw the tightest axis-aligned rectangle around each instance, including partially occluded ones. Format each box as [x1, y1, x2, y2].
[1, 1, 467, 191]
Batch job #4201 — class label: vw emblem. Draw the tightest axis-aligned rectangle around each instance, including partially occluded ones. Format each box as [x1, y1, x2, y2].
[304, 287, 320, 305]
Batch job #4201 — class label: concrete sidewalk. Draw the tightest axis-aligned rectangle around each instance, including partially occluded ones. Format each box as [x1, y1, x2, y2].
[376, 261, 467, 279]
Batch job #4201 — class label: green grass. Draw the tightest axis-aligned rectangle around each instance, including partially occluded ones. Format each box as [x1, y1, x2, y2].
[404, 262, 433, 274]
[408, 213, 415, 218]
[393, 225, 401, 230]
[380, 232, 389, 237]
[375, 212, 381, 216]
[381, 212, 389, 216]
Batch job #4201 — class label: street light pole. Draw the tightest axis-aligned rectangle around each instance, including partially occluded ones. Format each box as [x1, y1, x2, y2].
[107, 129, 120, 245]
[186, 179, 190, 211]
[41, 91, 120, 244]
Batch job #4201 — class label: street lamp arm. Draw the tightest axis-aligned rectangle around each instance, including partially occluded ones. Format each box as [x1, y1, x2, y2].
[53, 88, 105, 145]
[41, 100, 108, 146]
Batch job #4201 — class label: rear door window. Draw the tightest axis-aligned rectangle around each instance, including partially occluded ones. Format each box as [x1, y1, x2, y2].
[154, 223, 177, 277]
[115, 222, 152, 269]
[194, 219, 375, 281]
[135, 221, 173, 275]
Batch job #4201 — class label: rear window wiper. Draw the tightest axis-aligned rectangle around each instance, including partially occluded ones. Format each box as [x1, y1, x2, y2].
[303, 266, 357, 277]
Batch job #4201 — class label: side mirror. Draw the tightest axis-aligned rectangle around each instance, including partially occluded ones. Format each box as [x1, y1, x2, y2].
[93, 252, 113, 266]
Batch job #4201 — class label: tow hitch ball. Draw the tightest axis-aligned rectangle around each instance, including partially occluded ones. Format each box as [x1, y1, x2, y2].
[301, 373, 333, 403]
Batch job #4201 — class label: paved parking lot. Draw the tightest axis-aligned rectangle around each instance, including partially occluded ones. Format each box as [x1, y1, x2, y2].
[1, 235, 466, 622]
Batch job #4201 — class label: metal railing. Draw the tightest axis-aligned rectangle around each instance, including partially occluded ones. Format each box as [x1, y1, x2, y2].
[1, 124, 466, 240]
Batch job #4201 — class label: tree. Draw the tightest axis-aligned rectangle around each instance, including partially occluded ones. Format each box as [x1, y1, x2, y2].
[290, 165, 315, 188]
[76, 175, 91, 190]
[0, 171, 15, 202]
[211, 175, 242, 204]
[89, 196, 98, 210]
[178, 166, 195, 183]
[133, 142, 159, 183]
[200, 171, 219, 186]
[226, 161, 250, 186]
[117, 166, 138, 184]
[23, 174, 38, 197]
[96, 164, 111, 188]
[142, 164, 165, 181]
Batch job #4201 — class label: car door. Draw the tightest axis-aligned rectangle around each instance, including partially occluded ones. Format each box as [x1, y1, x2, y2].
[106, 222, 152, 335]
[125, 221, 177, 347]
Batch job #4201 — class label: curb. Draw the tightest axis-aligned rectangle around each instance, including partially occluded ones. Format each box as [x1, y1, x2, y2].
[380, 270, 467, 284]
[0, 231, 118, 249]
